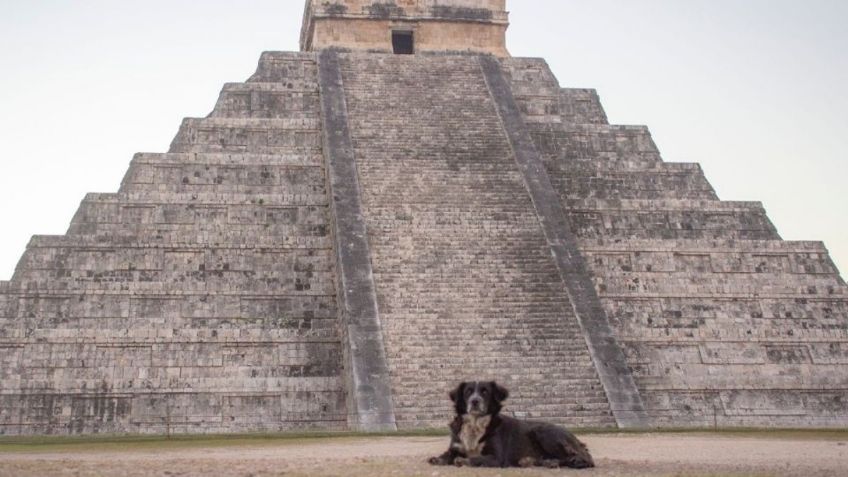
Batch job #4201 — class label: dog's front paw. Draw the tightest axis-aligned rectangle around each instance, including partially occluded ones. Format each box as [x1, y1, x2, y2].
[428, 456, 449, 466]
[454, 457, 471, 467]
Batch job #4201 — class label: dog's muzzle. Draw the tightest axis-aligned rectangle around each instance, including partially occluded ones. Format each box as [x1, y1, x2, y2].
[468, 395, 485, 415]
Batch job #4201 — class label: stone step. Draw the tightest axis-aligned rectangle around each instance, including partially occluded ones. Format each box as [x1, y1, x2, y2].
[121, 153, 326, 193]
[503, 53, 608, 112]
[129, 152, 324, 167]
[0, 308, 339, 330]
[634, 363, 848, 390]
[600, 285, 848, 332]
[22, 234, 329, 251]
[11, 273, 338, 295]
[18, 237, 330, 255]
[80, 191, 328, 206]
[0, 327, 341, 344]
[62, 229, 331, 249]
[123, 153, 325, 193]
[628, 338, 848, 366]
[498, 57, 561, 96]
[247, 51, 318, 83]
[580, 238, 831, 254]
[221, 80, 318, 95]
[593, 270, 844, 298]
[0, 371, 345, 391]
[210, 82, 320, 119]
[551, 165, 717, 200]
[566, 198, 779, 241]
[513, 88, 609, 126]
[394, 383, 608, 400]
[0, 340, 341, 363]
[66, 225, 331, 248]
[386, 348, 599, 360]
[120, 182, 326, 196]
[529, 124, 663, 166]
[68, 211, 328, 232]
[169, 117, 321, 154]
[0, 319, 340, 337]
[5, 275, 336, 295]
[0, 287, 338, 301]
[69, 194, 329, 230]
[558, 88, 609, 125]
[71, 201, 329, 227]
[0, 392, 346, 436]
[554, 160, 704, 174]
[581, 238, 841, 276]
[15, 245, 333, 275]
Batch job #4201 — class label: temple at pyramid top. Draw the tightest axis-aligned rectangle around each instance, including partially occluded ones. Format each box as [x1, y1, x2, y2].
[300, 0, 510, 56]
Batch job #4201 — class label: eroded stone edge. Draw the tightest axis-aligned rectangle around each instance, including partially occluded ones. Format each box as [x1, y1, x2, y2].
[317, 49, 397, 432]
[479, 55, 651, 429]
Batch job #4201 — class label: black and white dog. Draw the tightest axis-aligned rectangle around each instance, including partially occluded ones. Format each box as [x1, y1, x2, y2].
[429, 381, 595, 469]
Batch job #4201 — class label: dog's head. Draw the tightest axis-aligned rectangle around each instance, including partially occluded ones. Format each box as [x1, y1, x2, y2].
[449, 381, 509, 417]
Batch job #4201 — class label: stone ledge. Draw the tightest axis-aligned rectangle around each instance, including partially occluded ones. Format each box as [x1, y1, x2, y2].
[556, 161, 705, 173]
[600, 292, 848, 299]
[3, 280, 337, 295]
[221, 81, 319, 93]
[257, 51, 318, 63]
[130, 152, 323, 166]
[580, 238, 829, 253]
[25, 234, 331, 250]
[176, 117, 320, 131]
[567, 198, 765, 211]
[0, 334, 341, 345]
[79, 191, 327, 206]
[0, 285, 337, 299]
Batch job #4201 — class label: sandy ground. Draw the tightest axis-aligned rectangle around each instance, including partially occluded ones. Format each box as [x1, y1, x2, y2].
[1, 432, 846, 477]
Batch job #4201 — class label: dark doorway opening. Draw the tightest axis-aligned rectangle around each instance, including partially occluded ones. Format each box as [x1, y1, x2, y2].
[392, 31, 414, 55]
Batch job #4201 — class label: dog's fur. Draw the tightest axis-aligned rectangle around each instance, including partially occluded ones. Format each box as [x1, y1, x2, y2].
[428, 381, 595, 469]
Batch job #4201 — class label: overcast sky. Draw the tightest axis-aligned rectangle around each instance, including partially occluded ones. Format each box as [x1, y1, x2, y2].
[0, 0, 845, 280]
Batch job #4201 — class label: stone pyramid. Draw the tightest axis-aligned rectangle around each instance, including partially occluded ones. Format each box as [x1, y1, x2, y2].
[1, 0, 846, 436]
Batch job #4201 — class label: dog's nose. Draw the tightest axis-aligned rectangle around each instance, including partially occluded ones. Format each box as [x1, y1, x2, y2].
[470, 398, 481, 408]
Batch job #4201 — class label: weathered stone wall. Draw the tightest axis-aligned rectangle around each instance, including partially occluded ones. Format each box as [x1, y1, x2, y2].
[2, 26, 846, 435]
[337, 52, 615, 429]
[502, 57, 848, 427]
[0, 52, 348, 435]
[301, 0, 509, 56]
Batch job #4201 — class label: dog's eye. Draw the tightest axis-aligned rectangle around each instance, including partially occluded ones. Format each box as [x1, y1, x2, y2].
[481, 388, 488, 395]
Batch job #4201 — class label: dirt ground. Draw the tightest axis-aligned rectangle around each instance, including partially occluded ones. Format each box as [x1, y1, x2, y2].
[1, 432, 846, 477]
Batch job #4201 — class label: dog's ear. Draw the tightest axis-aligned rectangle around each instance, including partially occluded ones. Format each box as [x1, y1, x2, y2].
[492, 382, 509, 402]
[449, 382, 466, 403]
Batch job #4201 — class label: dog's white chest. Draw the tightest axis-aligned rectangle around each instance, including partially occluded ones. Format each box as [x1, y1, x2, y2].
[456, 415, 491, 458]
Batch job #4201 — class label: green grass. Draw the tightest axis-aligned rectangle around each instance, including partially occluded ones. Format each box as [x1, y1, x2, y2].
[1, 426, 846, 454]
[0, 428, 448, 453]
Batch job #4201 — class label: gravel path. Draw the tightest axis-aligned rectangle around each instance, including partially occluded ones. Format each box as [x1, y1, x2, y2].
[1, 432, 846, 476]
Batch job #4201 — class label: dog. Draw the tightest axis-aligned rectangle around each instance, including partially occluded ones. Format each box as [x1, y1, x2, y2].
[428, 381, 595, 469]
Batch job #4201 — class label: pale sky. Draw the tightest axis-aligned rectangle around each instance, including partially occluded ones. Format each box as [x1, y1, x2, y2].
[0, 0, 845, 280]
